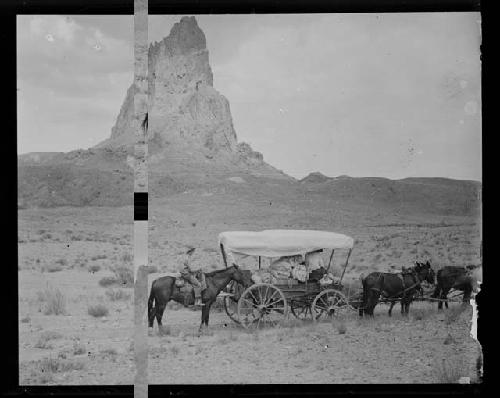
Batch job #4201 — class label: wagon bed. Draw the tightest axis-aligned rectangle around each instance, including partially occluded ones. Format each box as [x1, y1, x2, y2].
[218, 230, 357, 328]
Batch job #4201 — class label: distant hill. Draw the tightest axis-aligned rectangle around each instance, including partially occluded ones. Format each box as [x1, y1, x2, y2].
[298, 173, 481, 217]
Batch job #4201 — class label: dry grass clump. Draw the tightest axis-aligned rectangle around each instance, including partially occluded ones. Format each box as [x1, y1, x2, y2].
[91, 254, 107, 261]
[88, 264, 101, 273]
[87, 303, 109, 318]
[34, 331, 63, 349]
[111, 266, 134, 287]
[42, 263, 63, 273]
[434, 358, 468, 383]
[72, 340, 86, 355]
[99, 276, 118, 287]
[27, 356, 85, 384]
[121, 253, 133, 263]
[39, 356, 85, 373]
[145, 265, 159, 274]
[37, 288, 67, 315]
[21, 315, 31, 323]
[100, 347, 118, 360]
[105, 288, 131, 302]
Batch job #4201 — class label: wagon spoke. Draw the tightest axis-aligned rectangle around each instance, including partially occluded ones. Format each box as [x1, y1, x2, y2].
[266, 289, 281, 303]
[266, 297, 285, 307]
[248, 289, 259, 304]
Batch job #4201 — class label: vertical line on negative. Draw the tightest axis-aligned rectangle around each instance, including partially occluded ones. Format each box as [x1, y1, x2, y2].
[133, 1, 148, 397]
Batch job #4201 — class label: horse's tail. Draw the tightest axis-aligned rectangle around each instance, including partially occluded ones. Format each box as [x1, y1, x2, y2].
[148, 280, 156, 316]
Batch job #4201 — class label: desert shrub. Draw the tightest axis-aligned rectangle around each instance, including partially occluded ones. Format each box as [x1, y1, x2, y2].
[170, 346, 180, 356]
[38, 288, 67, 315]
[34, 330, 63, 349]
[88, 264, 101, 273]
[21, 315, 31, 323]
[43, 263, 63, 273]
[87, 304, 109, 318]
[100, 347, 118, 358]
[91, 254, 107, 261]
[99, 276, 118, 287]
[39, 357, 85, 373]
[146, 265, 159, 274]
[72, 341, 86, 355]
[105, 288, 131, 301]
[112, 266, 134, 287]
[435, 358, 466, 383]
[121, 253, 133, 263]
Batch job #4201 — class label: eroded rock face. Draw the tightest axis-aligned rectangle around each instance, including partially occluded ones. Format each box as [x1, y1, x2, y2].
[99, 16, 244, 165]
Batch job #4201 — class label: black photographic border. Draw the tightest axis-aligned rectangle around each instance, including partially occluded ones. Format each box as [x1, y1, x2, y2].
[3, 0, 488, 397]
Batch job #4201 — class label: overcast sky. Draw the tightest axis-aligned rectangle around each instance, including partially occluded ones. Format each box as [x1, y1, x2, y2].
[17, 13, 481, 181]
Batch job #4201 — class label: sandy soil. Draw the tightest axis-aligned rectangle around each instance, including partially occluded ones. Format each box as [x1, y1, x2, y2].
[18, 196, 482, 384]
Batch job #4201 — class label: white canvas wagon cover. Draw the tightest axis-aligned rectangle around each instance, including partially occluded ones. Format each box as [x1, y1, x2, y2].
[218, 230, 354, 258]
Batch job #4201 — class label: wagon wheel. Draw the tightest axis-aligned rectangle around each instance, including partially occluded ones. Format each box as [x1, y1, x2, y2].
[312, 289, 354, 322]
[223, 280, 243, 324]
[223, 295, 240, 324]
[237, 283, 288, 329]
[290, 296, 313, 320]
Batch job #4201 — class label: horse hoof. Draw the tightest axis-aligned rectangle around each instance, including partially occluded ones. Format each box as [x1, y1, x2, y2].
[148, 327, 154, 336]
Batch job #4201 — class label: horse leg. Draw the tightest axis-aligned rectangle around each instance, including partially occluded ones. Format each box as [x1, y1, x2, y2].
[148, 290, 156, 332]
[403, 299, 410, 316]
[441, 288, 450, 310]
[366, 289, 380, 316]
[463, 286, 472, 305]
[434, 285, 444, 310]
[388, 301, 395, 317]
[359, 283, 368, 317]
[203, 302, 213, 327]
[155, 301, 167, 332]
[198, 304, 210, 334]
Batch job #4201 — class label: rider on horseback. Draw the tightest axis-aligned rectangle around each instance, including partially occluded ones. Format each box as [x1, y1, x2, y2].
[180, 248, 207, 306]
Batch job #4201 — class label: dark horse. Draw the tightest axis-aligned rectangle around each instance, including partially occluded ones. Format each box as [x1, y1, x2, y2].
[359, 261, 435, 317]
[148, 265, 253, 333]
[431, 265, 478, 309]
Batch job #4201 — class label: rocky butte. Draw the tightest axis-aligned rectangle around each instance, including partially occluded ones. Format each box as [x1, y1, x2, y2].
[96, 16, 290, 185]
[17, 16, 480, 217]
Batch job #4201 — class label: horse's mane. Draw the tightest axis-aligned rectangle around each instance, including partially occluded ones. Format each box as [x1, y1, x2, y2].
[204, 265, 237, 277]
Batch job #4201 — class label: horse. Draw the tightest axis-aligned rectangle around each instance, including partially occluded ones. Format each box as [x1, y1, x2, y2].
[359, 261, 435, 317]
[431, 265, 479, 309]
[147, 264, 253, 333]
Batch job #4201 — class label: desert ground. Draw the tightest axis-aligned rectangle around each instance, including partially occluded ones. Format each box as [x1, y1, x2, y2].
[18, 190, 482, 384]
